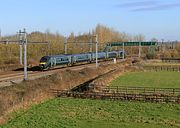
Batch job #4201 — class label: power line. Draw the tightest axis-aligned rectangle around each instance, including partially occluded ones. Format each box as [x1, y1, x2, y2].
[0, 29, 49, 81]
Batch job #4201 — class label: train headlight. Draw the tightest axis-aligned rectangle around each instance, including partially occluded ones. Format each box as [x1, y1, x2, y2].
[40, 62, 46, 65]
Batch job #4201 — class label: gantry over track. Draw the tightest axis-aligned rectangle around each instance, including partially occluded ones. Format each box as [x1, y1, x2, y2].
[106, 42, 157, 47]
[104, 42, 158, 57]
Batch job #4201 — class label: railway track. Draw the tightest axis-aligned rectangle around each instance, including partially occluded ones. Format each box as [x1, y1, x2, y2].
[0, 65, 91, 88]
[0, 59, 126, 88]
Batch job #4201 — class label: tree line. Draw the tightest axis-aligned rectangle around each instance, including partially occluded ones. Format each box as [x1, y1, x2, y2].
[0, 24, 179, 66]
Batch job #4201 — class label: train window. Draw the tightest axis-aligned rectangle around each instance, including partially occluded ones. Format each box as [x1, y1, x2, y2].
[56, 58, 61, 61]
[40, 57, 48, 62]
[61, 58, 68, 61]
[78, 56, 83, 59]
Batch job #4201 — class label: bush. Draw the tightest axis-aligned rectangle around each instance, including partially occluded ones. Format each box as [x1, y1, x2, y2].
[146, 52, 156, 59]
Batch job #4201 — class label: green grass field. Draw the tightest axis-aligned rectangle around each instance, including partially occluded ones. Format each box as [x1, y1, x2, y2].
[1, 71, 180, 128]
[110, 71, 180, 88]
[1, 98, 180, 128]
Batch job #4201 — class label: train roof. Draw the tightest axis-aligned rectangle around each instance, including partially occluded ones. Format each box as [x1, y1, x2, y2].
[41, 50, 125, 58]
[43, 53, 89, 58]
[42, 55, 69, 58]
[50, 55, 71, 57]
[72, 53, 91, 56]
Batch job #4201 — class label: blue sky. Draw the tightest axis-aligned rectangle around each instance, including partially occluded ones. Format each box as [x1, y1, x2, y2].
[0, 0, 180, 41]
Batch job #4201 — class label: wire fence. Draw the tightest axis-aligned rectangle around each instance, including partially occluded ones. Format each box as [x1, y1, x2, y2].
[51, 86, 180, 103]
[161, 58, 180, 63]
[143, 66, 180, 72]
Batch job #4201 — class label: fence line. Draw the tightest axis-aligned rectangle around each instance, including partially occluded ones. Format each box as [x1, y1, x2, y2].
[103, 86, 180, 96]
[143, 66, 180, 72]
[51, 86, 180, 103]
[161, 58, 180, 63]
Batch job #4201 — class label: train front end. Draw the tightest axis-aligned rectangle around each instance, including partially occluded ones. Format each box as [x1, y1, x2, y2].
[39, 56, 50, 70]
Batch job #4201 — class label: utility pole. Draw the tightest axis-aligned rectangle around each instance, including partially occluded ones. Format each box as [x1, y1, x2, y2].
[95, 35, 98, 68]
[17, 28, 27, 80]
[23, 28, 27, 81]
[64, 37, 67, 54]
[139, 41, 141, 58]
[123, 42, 125, 59]
[19, 30, 23, 65]
[64, 35, 98, 68]
[162, 39, 164, 52]
[89, 38, 93, 52]
[2, 29, 48, 81]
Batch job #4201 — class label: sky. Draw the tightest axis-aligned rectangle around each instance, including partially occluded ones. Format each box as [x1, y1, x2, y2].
[0, 0, 180, 41]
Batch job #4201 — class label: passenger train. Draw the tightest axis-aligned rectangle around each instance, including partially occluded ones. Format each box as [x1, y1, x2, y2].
[39, 51, 125, 70]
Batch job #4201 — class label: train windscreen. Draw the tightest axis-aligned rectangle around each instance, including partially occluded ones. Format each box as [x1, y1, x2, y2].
[40, 56, 49, 62]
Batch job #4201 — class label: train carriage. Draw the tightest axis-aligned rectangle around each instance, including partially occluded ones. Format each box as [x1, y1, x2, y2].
[118, 51, 124, 58]
[72, 53, 91, 64]
[51, 55, 72, 66]
[39, 50, 125, 70]
[39, 55, 72, 70]
[91, 52, 106, 60]
[107, 51, 118, 58]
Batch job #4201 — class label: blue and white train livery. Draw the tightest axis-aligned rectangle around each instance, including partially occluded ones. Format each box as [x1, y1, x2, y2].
[39, 51, 125, 70]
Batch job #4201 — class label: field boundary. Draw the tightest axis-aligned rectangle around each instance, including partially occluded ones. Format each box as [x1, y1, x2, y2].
[161, 58, 180, 63]
[51, 86, 180, 103]
[143, 65, 180, 72]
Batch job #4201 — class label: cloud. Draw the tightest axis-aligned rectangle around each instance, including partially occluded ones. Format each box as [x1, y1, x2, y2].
[132, 3, 180, 12]
[116, 1, 180, 12]
[116, 1, 159, 8]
